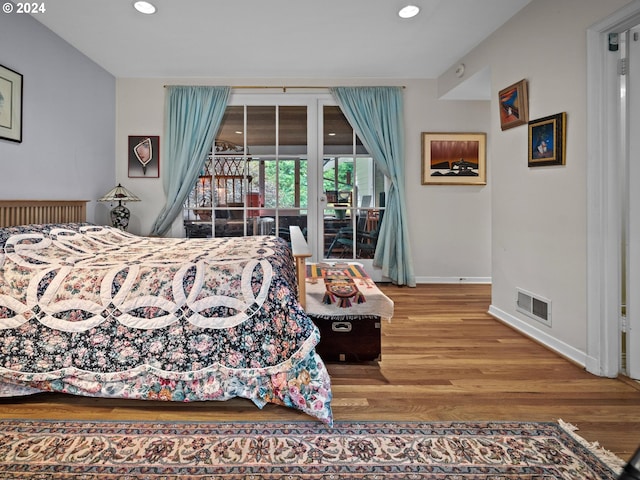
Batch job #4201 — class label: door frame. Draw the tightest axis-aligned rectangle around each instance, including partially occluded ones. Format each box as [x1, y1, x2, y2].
[316, 97, 387, 280]
[586, 1, 640, 378]
[626, 24, 640, 378]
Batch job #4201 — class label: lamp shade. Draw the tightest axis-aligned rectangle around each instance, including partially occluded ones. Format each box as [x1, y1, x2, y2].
[98, 184, 140, 203]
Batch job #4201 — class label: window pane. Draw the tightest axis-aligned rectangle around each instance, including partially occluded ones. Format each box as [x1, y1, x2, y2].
[279, 159, 307, 209]
[324, 106, 363, 154]
[280, 106, 307, 153]
[259, 158, 308, 209]
[355, 157, 373, 207]
[247, 106, 276, 150]
[217, 106, 245, 146]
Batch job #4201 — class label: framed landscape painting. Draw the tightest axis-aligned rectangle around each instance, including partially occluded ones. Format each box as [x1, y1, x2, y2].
[0, 64, 23, 143]
[421, 132, 486, 185]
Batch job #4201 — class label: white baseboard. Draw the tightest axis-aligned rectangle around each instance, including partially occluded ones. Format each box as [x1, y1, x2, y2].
[488, 305, 588, 368]
[415, 276, 492, 284]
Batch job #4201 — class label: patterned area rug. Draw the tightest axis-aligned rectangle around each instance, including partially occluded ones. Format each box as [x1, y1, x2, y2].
[0, 419, 624, 479]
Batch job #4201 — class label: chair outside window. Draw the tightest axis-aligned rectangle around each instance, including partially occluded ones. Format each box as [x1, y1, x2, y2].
[326, 210, 381, 259]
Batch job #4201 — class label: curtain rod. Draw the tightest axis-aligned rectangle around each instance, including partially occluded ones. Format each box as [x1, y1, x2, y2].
[163, 85, 406, 91]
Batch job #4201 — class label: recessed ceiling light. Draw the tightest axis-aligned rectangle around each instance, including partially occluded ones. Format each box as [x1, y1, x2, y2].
[398, 5, 420, 19]
[133, 1, 157, 14]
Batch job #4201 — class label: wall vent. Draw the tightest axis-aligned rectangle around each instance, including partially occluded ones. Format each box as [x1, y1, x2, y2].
[516, 288, 551, 326]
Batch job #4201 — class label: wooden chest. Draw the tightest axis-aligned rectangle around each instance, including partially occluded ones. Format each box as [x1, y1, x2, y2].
[311, 315, 381, 362]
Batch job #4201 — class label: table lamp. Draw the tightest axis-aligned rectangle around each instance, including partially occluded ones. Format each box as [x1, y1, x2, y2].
[98, 183, 140, 231]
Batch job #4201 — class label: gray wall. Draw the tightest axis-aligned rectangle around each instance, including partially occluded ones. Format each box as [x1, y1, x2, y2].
[0, 11, 115, 224]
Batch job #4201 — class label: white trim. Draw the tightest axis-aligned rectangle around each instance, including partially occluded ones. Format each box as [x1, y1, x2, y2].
[415, 276, 491, 284]
[586, 1, 640, 378]
[489, 305, 587, 368]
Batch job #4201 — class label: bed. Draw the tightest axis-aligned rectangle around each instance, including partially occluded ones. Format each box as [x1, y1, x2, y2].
[0, 200, 332, 424]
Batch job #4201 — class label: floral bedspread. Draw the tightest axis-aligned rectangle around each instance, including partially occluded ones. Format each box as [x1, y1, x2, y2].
[0, 224, 332, 424]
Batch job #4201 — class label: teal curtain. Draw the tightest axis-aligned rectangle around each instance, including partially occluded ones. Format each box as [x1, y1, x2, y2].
[150, 86, 231, 237]
[330, 87, 415, 287]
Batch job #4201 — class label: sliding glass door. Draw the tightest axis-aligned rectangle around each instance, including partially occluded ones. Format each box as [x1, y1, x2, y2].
[320, 103, 386, 273]
[182, 92, 387, 279]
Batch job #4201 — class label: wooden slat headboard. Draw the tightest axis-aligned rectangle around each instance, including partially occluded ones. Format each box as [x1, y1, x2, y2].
[0, 200, 88, 227]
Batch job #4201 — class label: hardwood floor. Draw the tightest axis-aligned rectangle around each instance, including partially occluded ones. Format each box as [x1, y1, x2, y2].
[1, 283, 639, 461]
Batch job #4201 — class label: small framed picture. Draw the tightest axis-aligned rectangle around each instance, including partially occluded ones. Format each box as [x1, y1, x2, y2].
[128, 135, 159, 177]
[421, 132, 487, 185]
[0, 64, 23, 143]
[528, 113, 566, 167]
[498, 79, 529, 131]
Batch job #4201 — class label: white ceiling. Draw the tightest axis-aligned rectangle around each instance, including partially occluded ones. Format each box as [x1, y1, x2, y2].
[29, 0, 531, 79]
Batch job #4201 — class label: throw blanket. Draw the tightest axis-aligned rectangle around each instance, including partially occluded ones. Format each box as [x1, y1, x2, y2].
[320, 265, 366, 307]
[305, 263, 394, 321]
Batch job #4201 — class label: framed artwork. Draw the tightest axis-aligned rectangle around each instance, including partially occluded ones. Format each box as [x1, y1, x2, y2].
[421, 132, 486, 185]
[128, 135, 159, 177]
[528, 113, 566, 167]
[499, 79, 529, 131]
[0, 64, 23, 143]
